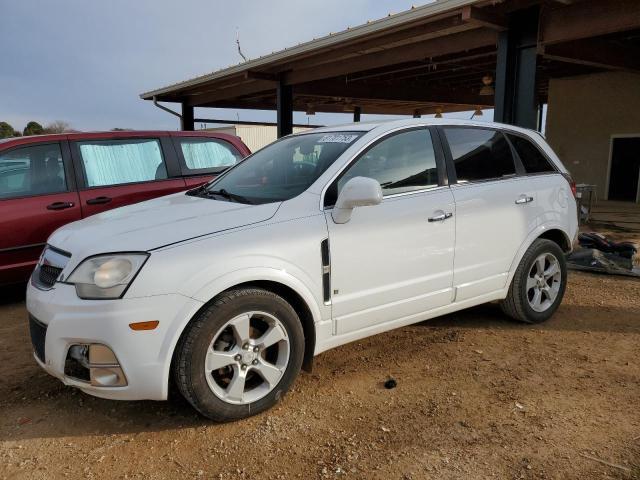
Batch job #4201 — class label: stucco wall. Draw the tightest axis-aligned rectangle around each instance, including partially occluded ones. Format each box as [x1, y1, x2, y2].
[545, 71, 640, 200]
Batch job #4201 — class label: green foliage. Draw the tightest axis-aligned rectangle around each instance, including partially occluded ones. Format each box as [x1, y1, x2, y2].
[23, 121, 44, 136]
[0, 122, 15, 139]
[43, 120, 70, 134]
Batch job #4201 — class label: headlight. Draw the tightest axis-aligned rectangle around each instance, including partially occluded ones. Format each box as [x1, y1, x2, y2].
[66, 253, 149, 299]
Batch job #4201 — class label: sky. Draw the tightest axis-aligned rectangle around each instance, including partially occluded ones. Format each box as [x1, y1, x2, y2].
[1, 0, 490, 133]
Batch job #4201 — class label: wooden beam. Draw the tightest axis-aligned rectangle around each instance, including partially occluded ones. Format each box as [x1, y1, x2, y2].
[294, 81, 493, 107]
[461, 6, 507, 31]
[186, 79, 275, 106]
[244, 70, 279, 82]
[543, 38, 640, 72]
[209, 100, 475, 116]
[283, 28, 497, 85]
[540, 0, 640, 45]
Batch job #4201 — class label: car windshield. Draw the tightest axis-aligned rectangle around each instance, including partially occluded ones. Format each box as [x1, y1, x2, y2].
[198, 131, 363, 204]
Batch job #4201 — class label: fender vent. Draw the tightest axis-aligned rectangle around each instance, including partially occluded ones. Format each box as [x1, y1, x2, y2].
[321, 239, 331, 304]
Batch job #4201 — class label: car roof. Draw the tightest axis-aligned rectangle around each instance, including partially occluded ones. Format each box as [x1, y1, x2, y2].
[297, 118, 538, 137]
[0, 130, 245, 150]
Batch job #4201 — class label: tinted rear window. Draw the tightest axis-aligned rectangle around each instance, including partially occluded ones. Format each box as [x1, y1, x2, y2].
[508, 134, 555, 174]
[444, 128, 516, 182]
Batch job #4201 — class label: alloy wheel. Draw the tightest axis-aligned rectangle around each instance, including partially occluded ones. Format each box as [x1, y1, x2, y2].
[526, 253, 562, 313]
[204, 311, 290, 405]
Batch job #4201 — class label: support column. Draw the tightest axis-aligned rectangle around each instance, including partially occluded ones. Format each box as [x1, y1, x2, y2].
[353, 106, 361, 123]
[181, 103, 194, 131]
[494, 6, 539, 129]
[277, 82, 293, 138]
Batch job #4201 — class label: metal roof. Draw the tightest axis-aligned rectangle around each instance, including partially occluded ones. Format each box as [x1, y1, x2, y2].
[140, 0, 482, 100]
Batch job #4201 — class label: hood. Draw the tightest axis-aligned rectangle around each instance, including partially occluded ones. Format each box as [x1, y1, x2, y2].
[48, 192, 280, 259]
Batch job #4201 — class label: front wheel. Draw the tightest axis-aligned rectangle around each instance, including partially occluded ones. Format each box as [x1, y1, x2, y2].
[173, 288, 304, 421]
[501, 239, 568, 324]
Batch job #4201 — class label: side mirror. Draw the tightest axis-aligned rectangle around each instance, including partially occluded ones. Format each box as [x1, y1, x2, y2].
[331, 176, 383, 224]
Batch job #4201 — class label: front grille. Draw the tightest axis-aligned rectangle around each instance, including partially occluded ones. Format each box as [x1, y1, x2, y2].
[32, 245, 70, 289]
[28, 315, 47, 363]
[38, 264, 62, 288]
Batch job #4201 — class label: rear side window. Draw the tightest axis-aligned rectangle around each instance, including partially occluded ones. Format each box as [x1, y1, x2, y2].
[77, 139, 167, 187]
[0, 143, 67, 199]
[444, 128, 515, 182]
[337, 128, 439, 197]
[178, 138, 243, 173]
[508, 134, 555, 174]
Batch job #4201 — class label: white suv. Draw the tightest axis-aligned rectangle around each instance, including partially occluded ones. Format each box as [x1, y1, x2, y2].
[27, 119, 578, 421]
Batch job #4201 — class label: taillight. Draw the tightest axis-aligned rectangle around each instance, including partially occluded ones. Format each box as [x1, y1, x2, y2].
[562, 173, 577, 198]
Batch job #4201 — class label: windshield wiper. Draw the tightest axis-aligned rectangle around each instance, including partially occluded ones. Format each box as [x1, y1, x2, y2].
[207, 188, 253, 204]
[186, 184, 209, 196]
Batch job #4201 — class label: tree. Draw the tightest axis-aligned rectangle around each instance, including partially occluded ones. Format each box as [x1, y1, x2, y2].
[0, 122, 15, 138]
[23, 121, 44, 136]
[43, 120, 71, 134]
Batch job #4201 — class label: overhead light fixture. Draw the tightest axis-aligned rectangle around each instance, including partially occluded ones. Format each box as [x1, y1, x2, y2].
[305, 104, 316, 116]
[479, 75, 494, 96]
[434, 107, 443, 118]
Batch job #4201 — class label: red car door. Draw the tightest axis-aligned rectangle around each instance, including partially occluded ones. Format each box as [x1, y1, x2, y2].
[70, 135, 186, 217]
[0, 140, 81, 285]
[171, 133, 249, 188]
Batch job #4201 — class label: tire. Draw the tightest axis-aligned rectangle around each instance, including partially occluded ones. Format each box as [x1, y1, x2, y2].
[501, 239, 567, 324]
[173, 287, 304, 421]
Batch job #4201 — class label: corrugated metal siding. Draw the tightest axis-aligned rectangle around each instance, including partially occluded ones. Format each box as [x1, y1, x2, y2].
[235, 126, 310, 152]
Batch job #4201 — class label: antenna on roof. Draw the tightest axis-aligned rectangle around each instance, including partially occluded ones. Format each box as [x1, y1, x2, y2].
[236, 28, 248, 62]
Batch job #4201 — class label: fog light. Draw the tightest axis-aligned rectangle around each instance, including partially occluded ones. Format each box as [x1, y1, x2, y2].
[90, 366, 127, 387]
[64, 343, 127, 387]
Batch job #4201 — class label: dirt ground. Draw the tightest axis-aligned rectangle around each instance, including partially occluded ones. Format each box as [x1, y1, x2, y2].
[1, 268, 639, 480]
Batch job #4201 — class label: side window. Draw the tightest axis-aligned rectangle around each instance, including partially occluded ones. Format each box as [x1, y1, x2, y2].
[336, 128, 439, 199]
[77, 139, 167, 187]
[444, 128, 516, 182]
[507, 134, 555, 174]
[0, 143, 67, 199]
[178, 138, 243, 173]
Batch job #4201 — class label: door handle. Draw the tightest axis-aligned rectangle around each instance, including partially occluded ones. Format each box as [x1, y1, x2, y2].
[86, 196, 112, 205]
[515, 196, 534, 205]
[47, 201, 75, 210]
[428, 212, 453, 222]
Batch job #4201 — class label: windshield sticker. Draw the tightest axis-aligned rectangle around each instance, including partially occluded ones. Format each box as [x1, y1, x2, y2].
[318, 134, 359, 144]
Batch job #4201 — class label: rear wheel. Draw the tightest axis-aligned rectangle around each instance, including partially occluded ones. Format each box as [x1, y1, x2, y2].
[501, 239, 567, 324]
[173, 288, 304, 421]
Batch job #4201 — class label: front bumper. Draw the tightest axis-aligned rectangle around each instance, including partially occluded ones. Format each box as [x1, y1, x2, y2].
[26, 281, 203, 401]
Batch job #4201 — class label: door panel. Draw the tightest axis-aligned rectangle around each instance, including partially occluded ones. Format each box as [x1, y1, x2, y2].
[0, 141, 80, 284]
[184, 174, 217, 188]
[450, 177, 537, 301]
[327, 188, 456, 335]
[78, 179, 187, 217]
[0, 192, 81, 284]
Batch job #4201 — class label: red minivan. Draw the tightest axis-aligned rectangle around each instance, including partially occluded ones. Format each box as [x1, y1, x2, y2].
[0, 131, 250, 286]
